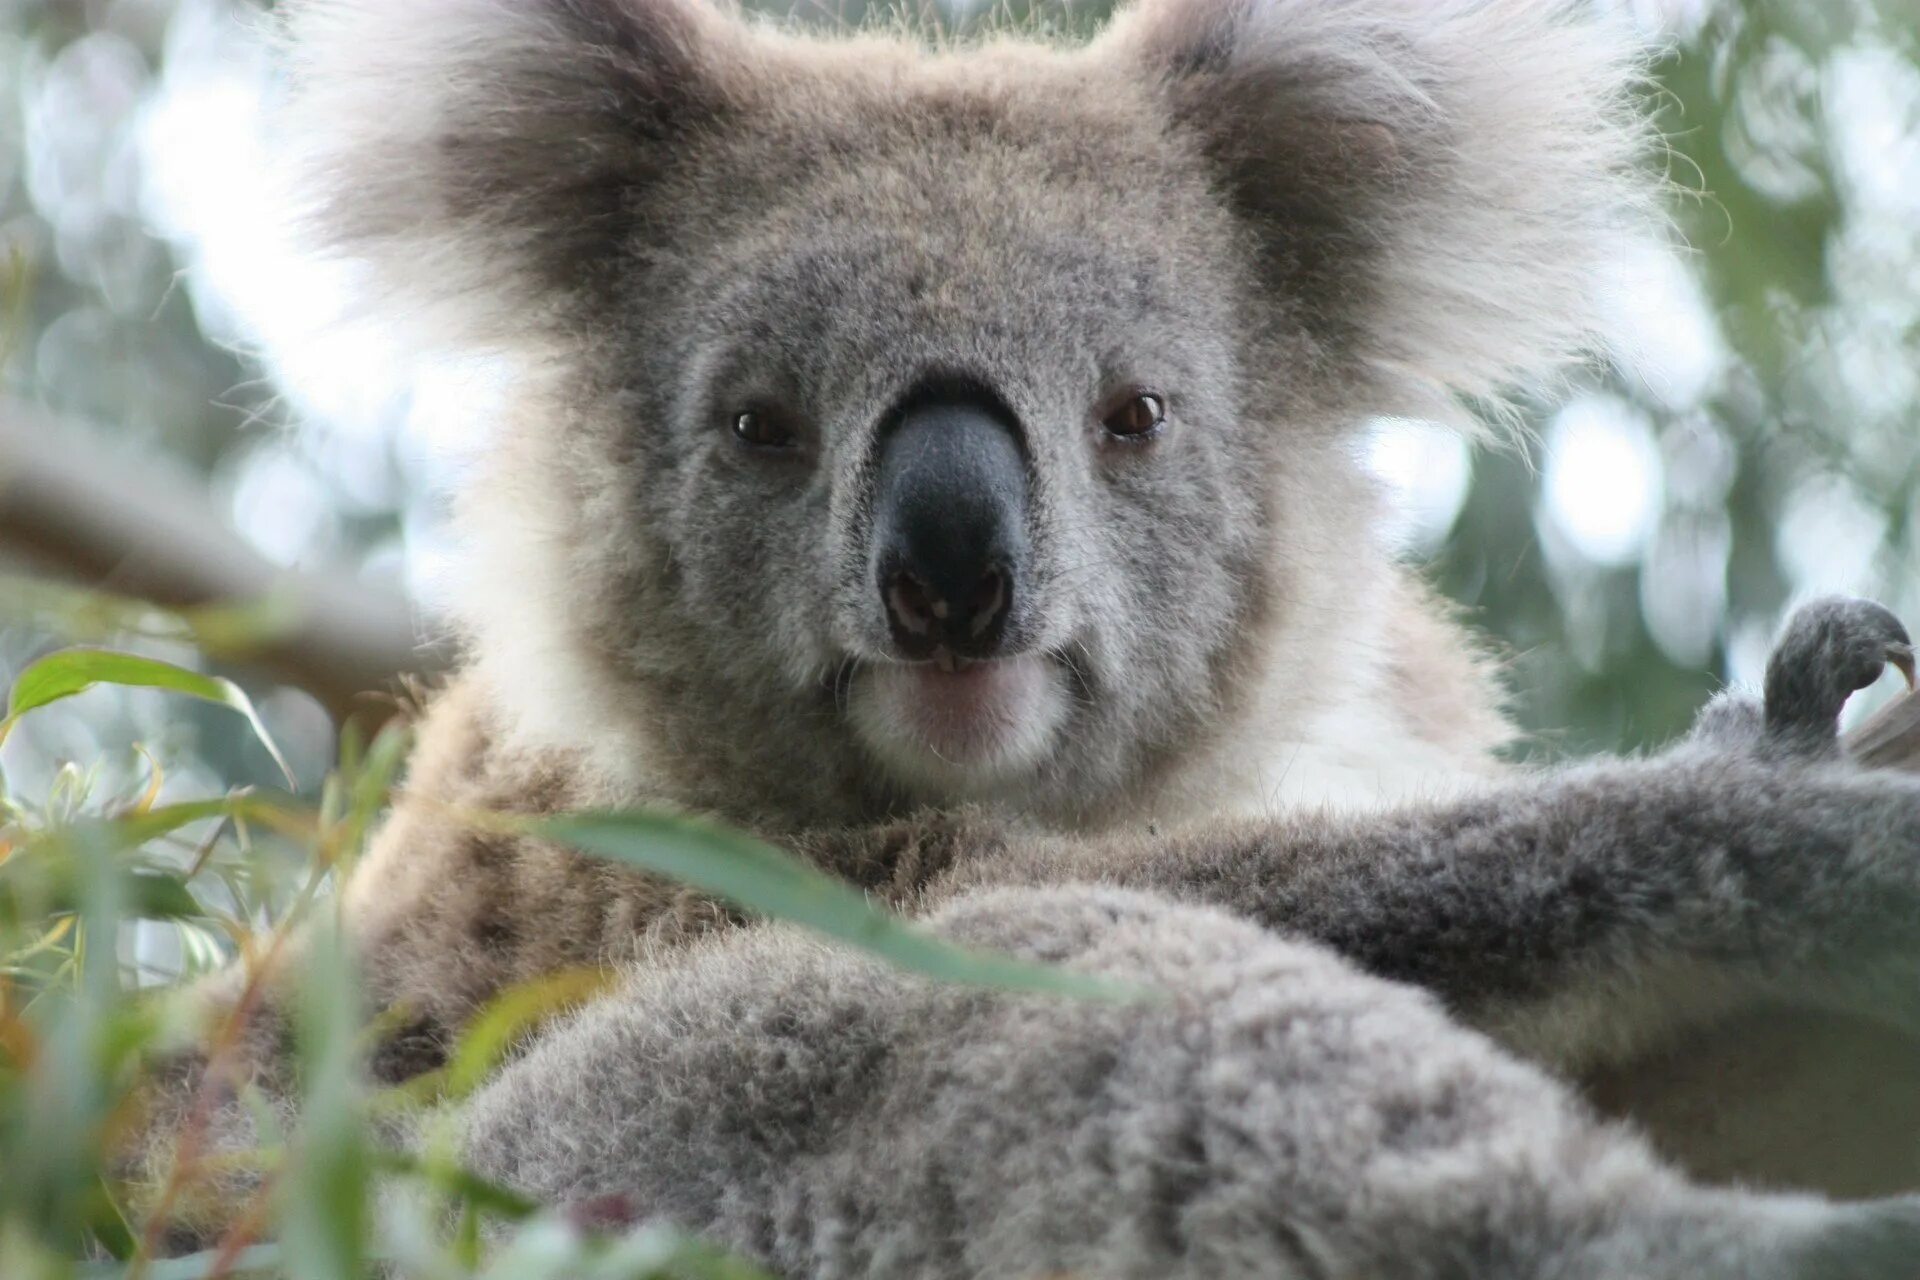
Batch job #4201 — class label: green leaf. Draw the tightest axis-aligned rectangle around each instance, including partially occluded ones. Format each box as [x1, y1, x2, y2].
[2, 649, 293, 786]
[82, 1176, 136, 1261]
[124, 871, 207, 920]
[102, 794, 270, 849]
[285, 923, 371, 1280]
[0, 839, 209, 923]
[435, 967, 614, 1102]
[519, 810, 1144, 1001]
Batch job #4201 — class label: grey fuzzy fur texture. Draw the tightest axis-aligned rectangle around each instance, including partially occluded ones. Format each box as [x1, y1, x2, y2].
[451, 625, 1920, 1277]
[458, 880, 1920, 1279]
[283, 0, 1651, 418]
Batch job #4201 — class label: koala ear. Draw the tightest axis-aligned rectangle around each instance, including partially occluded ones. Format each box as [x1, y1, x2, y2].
[1099, 0, 1657, 430]
[280, 0, 745, 348]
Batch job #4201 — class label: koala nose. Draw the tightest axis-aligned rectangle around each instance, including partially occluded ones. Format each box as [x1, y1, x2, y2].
[871, 395, 1029, 662]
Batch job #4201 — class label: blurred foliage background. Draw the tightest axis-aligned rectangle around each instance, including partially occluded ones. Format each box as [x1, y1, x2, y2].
[1, 0, 1918, 787]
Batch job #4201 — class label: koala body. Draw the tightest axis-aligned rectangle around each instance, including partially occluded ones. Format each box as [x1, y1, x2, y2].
[128, 0, 1920, 1271]
[292, 0, 1628, 1046]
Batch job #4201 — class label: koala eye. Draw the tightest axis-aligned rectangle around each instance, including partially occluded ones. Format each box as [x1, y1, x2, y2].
[1102, 392, 1167, 441]
[732, 407, 800, 451]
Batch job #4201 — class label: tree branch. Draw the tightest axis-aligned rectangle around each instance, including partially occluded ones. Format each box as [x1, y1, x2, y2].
[0, 404, 446, 723]
[1849, 691, 1920, 771]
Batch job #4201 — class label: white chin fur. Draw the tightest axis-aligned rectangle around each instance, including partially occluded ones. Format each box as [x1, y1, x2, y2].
[848, 654, 1069, 798]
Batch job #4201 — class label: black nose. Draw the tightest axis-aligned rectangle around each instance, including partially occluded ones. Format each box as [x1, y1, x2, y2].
[870, 395, 1029, 662]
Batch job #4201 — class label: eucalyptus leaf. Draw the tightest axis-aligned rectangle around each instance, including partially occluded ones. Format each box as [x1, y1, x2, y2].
[1, 649, 294, 786]
[520, 810, 1144, 1000]
[106, 794, 274, 849]
[0, 840, 210, 923]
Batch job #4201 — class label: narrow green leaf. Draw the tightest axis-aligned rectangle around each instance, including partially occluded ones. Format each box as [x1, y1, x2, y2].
[122, 871, 207, 920]
[286, 923, 370, 1280]
[439, 967, 614, 1101]
[82, 1176, 137, 1261]
[106, 794, 272, 848]
[518, 810, 1143, 1000]
[0, 839, 209, 923]
[2, 649, 293, 786]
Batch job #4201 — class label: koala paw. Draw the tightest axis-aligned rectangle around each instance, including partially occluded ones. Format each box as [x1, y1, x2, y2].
[1764, 596, 1914, 759]
[1682, 596, 1912, 762]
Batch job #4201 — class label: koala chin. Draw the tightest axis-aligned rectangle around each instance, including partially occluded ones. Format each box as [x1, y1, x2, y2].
[849, 655, 1073, 794]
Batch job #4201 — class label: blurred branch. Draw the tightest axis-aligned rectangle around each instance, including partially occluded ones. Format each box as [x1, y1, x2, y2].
[0, 403, 445, 723]
[1849, 693, 1920, 773]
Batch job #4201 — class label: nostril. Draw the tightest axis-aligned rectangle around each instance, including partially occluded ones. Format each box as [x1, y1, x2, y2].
[887, 571, 937, 637]
[967, 568, 1008, 638]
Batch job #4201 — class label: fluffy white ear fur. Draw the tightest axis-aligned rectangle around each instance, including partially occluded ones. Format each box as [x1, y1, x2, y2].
[1101, 0, 1661, 432]
[283, 0, 1655, 423]
[276, 0, 746, 352]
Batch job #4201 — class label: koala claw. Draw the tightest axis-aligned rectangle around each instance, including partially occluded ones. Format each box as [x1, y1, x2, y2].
[1892, 644, 1918, 690]
[1763, 596, 1914, 756]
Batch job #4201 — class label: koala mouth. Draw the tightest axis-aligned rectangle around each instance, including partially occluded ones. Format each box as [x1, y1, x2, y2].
[845, 651, 1071, 795]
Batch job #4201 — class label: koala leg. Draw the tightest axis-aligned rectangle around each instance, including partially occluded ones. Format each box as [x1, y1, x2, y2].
[1688, 595, 1914, 760]
[455, 887, 1920, 1280]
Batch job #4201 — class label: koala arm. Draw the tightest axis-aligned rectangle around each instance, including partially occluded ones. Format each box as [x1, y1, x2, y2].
[455, 885, 1920, 1280]
[920, 756, 1916, 1064]
[926, 599, 1920, 1070]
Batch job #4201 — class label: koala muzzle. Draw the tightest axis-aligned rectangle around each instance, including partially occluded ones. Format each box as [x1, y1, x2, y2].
[872, 398, 1030, 663]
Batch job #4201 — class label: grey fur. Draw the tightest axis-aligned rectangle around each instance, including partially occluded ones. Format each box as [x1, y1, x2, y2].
[457, 886, 1920, 1279]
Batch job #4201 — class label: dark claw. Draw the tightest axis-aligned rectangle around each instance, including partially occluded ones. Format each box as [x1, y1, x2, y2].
[1890, 643, 1917, 691]
[1763, 596, 1914, 757]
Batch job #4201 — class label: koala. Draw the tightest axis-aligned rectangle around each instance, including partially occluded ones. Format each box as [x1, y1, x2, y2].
[285, 0, 1637, 1071]
[122, 0, 1920, 1269]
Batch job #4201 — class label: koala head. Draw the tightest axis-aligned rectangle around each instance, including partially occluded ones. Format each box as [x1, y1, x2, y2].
[285, 0, 1648, 825]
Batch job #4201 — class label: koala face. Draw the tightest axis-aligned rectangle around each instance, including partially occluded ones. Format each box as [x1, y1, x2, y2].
[287, 0, 1646, 823]
[602, 76, 1280, 809]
